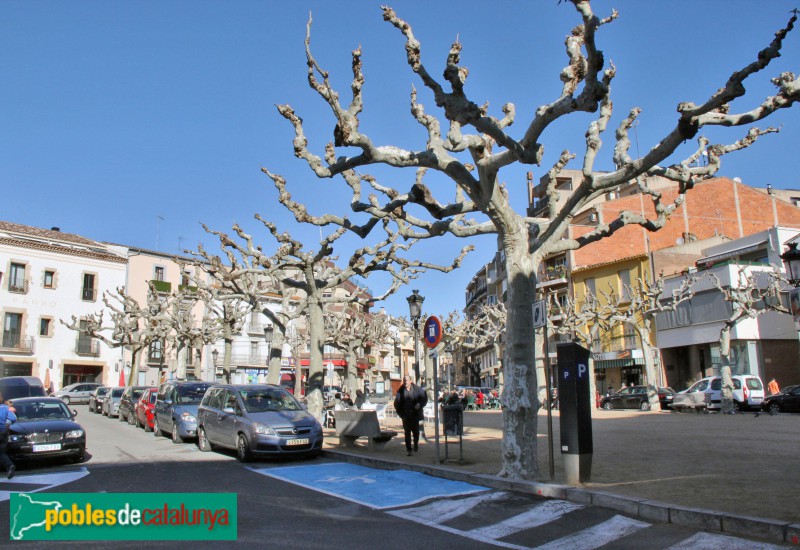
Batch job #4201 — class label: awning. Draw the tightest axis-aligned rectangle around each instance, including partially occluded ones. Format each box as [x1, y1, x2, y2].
[697, 241, 767, 266]
[594, 358, 644, 369]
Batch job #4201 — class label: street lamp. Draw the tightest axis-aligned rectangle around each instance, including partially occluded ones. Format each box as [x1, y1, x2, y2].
[211, 348, 219, 381]
[406, 289, 425, 383]
[781, 242, 800, 287]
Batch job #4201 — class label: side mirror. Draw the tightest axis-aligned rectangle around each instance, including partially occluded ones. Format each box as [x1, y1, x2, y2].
[72, 409, 78, 418]
[164, 399, 173, 405]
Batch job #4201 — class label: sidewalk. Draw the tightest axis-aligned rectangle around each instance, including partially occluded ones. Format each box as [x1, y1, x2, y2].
[321, 407, 800, 546]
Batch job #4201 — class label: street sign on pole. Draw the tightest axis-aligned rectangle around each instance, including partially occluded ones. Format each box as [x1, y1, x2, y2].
[423, 316, 443, 349]
[532, 300, 546, 329]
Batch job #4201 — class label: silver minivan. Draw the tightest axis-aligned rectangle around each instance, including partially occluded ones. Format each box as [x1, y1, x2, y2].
[197, 384, 323, 462]
[673, 375, 765, 412]
[54, 382, 102, 405]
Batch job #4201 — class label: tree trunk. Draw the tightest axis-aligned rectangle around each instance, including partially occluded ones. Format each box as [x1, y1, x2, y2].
[126, 346, 141, 387]
[499, 232, 540, 480]
[346, 344, 358, 394]
[306, 295, 325, 421]
[223, 327, 234, 384]
[268, 327, 284, 385]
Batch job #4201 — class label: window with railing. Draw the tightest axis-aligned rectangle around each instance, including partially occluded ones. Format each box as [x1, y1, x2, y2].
[81, 273, 96, 301]
[8, 263, 27, 293]
[3, 312, 23, 348]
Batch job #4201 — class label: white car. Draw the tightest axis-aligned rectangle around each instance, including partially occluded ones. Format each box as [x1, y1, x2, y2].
[672, 375, 765, 412]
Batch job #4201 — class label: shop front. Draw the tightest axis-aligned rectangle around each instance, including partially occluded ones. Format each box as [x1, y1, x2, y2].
[592, 349, 645, 393]
[62, 363, 104, 387]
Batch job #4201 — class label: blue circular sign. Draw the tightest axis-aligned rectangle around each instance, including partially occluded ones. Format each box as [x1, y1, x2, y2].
[424, 316, 442, 349]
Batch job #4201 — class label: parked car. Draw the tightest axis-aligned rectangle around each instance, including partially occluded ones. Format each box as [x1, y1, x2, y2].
[153, 380, 217, 444]
[6, 397, 86, 463]
[760, 384, 800, 414]
[658, 387, 676, 410]
[88, 386, 110, 413]
[102, 387, 125, 417]
[672, 375, 765, 412]
[54, 382, 102, 405]
[118, 386, 152, 424]
[197, 384, 323, 462]
[600, 385, 654, 411]
[134, 387, 158, 431]
[0, 376, 46, 400]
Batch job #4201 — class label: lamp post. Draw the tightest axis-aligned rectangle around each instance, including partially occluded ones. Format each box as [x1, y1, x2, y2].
[406, 289, 425, 384]
[211, 348, 219, 382]
[781, 242, 800, 328]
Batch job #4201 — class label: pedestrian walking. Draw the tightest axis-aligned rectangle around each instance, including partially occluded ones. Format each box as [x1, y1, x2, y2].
[768, 378, 780, 396]
[0, 392, 17, 479]
[354, 389, 366, 410]
[393, 375, 428, 456]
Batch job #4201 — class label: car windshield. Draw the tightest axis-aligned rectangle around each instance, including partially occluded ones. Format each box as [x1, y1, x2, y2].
[746, 378, 763, 390]
[131, 389, 145, 400]
[177, 384, 213, 404]
[148, 392, 157, 404]
[14, 400, 72, 421]
[97, 388, 109, 396]
[111, 388, 124, 398]
[239, 389, 301, 413]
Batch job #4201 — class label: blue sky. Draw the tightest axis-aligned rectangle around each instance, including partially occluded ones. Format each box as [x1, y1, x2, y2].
[2, 1, 800, 320]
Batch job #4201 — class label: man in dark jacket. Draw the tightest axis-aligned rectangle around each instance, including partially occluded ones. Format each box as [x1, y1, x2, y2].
[394, 375, 428, 456]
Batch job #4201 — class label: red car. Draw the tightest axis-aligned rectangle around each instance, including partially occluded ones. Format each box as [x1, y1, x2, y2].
[134, 387, 158, 431]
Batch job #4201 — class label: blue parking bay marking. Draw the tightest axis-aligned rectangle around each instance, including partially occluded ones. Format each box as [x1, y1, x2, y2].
[249, 462, 489, 509]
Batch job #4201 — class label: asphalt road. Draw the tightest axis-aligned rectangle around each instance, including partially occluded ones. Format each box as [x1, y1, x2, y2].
[0, 404, 790, 549]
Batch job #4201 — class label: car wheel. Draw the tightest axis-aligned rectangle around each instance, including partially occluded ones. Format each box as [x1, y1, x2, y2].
[62, 397, 71, 405]
[153, 418, 163, 437]
[640, 401, 651, 411]
[731, 401, 742, 413]
[134, 414, 141, 428]
[128, 411, 136, 425]
[602, 402, 612, 410]
[198, 427, 212, 452]
[236, 434, 252, 463]
[768, 402, 781, 415]
[171, 423, 183, 444]
[118, 411, 126, 422]
[144, 417, 153, 433]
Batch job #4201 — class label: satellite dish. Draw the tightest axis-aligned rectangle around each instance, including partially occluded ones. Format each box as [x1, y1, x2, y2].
[676, 237, 685, 245]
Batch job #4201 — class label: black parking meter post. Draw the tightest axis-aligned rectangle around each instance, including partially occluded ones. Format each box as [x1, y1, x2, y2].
[557, 342, 593, 484]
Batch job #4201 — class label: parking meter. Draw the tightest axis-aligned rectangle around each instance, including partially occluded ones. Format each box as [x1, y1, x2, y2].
[557, 342, 593, 484]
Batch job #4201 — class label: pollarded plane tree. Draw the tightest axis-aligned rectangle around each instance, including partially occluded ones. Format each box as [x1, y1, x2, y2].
[272, 2, 799, 478]
[447, 304, 507, 388]
[324, 304, 394, 394]
[164, 285, 223, 381]
[62, 283, 173, 386]
[706, 266, 790, 413]
[198, 217, 471, 420]
[593, 274, 699, 405]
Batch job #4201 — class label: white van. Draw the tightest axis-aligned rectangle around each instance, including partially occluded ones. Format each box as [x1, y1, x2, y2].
[672, 375, 765, 412]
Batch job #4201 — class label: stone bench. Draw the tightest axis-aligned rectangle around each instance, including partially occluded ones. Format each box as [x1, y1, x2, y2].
[334, 409, 397, 451]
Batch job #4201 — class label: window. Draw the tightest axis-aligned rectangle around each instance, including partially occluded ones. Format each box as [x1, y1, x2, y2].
[8, 263, 26, 293]
[3, 312, 23, 348]
[43, 270, 55, 289]
[149, 340, 163, 363]
[585, 278, 596, 298]
[154, 266, 166, 282]
[181, 270, 191, 287]
[76, 320, 95, 354]
[618, 269, 632, 300]
[82, 273, 96, 301]
[39, 318, 52, 337]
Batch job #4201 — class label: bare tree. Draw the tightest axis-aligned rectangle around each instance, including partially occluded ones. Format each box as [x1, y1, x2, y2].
[707, 266, 789, 412]
[197, 219, 471, 420]
[269, 3, 799, 478]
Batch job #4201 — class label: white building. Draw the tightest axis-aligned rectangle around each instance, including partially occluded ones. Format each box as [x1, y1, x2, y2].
[0, 222, 127, 389]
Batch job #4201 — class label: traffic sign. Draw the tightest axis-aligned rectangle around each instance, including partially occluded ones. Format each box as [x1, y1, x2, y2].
[423, 315, 442, 348]
[532, 300, 546, 329]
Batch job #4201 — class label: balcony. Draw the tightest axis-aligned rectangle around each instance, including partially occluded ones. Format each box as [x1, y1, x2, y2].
[75, 338, 101, 357]
[150, 280, 172, 293]
[246, 320, 265, 336]
[230, 352, 269, 367]
[465, 283, 488, 308]
[81, 286, 97, 301]
[8, 279, 29, 294]
[0, 336, 35, 354]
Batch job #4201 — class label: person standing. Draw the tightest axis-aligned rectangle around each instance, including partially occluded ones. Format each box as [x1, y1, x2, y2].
[0, 393, 17, 479]
[394, 375, 427, 456]
[768, 378, 780, 396]
[354, 390, 366, 410]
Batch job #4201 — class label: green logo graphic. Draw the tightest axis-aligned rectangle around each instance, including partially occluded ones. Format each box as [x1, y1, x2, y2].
[10, 493, 237, 540]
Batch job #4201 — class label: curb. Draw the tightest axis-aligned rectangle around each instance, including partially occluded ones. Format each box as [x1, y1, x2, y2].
[321, 448, 799, 546]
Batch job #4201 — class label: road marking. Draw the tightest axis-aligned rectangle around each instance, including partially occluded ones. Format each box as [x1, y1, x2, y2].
[468, 499, 584, 540]
[249, 462, 489, 509]
[390, 491, 511, 524]
[532, 514, 649, 550]
[666, 532, 786, 550]
[0, 468, 90, 503]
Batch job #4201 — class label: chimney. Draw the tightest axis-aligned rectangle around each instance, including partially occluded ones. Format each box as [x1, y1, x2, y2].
[51, 227, 61, 232]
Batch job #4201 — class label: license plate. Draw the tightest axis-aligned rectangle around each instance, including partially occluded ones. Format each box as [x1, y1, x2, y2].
[286, 438, 309, 446]
[751, 398, 763, 403]
[33, 443, 62, 452]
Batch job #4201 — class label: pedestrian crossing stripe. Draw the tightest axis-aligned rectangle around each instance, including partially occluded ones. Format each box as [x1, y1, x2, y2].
[248, 462, 489, 509]
[0, 468, 90, 503]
